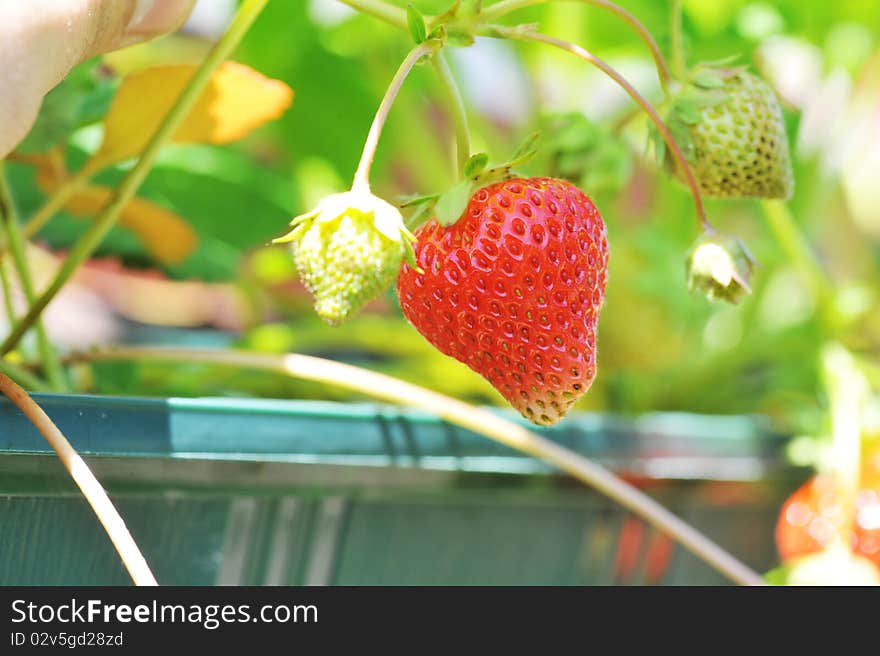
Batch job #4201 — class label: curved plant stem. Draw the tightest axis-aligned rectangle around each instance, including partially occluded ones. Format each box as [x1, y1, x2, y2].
[494, 28, 711, 231]
[482, 0, 672, 94]
[431, 54, 471, 178]
[352, 41, 439, 193]
[670, 0, 686, 80]
[0, 374, 157, 585]
[69, 345, 765, 586]
[0, 163, 67, 391]
[336, 0, 408, 30]
[0, 0, 269, 358]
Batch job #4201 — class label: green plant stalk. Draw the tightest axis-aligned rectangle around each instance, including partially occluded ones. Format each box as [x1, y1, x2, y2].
[336, 0, 408, 30]
[760, 200, 837, 329]
[0, 373, 156, 585]
[431, 54, 471, 179]
[69, 345, 765, 586]
[352, 40, 440, 192]
[0, 256, 15, 327]
[670, 0, 686, 80]
[481, 0, 672, 94]
[494, 28, 711, 231]
[0, 163, 67, 390]
[0, 0, 269, 358]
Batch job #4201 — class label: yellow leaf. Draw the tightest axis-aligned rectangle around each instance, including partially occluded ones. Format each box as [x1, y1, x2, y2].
[93, 61, 293, 166]
[63, 186, 198, 266]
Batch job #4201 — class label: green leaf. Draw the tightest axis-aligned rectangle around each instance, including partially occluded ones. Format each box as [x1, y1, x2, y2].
[434, 180, 473, 226]
[464, 152, 489, 178]
[406, 4, 427, 44]
[397, 192, 440, 208]
[673, 96, 703, 125]
[692, 69, 726, 89]
[513, 130, 542, 159]
[665, 114, 697, 165]
[405, 201, 435, 231]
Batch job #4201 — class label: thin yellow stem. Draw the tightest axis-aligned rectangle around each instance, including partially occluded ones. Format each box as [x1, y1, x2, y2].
[0, 374, 157, 585]
[431, 54, 471, 178]
[70, 345, 765, 586]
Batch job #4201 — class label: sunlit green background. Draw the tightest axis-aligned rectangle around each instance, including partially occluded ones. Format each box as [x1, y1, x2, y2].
[8, 0, 880, 442]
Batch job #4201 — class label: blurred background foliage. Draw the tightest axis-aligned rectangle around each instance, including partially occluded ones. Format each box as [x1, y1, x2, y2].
[6, 0, 880, 438]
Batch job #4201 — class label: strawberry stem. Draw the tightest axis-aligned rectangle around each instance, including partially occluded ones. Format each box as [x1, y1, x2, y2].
[63, 344, 766, 586]
[431, 53, 472, 179]
[481, 0, 673, 96]
[352, 40, 440, 193]
[495, 28, 712, 232]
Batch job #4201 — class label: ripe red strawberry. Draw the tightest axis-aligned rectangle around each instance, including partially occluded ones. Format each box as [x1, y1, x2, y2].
[775, 462, 880, 568]
[397, 177, 608, 426]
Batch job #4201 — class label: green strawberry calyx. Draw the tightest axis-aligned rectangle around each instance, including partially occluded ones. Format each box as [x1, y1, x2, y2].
[686, 231, 756, 304]
[274, 189, 419, 269]
[398, 130, 541, 229]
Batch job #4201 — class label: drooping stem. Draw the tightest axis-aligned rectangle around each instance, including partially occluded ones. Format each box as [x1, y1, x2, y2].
[336, 0, 408, 30]
[66, 345, 765, 586]
[0, 374, 157, 585]
[0, 163, 67, 391]
[670, 0, 686, 80]
[352, 41, 439, 193]
[0, 0, 269, 358]
[481, 0, 673, 94]
[496, 28, 711, 231]
[431, 54, 471, 178]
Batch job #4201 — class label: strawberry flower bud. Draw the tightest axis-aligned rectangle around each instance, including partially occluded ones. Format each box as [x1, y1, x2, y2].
[686, 232, 756, 304]
[275, 189, 417, 325]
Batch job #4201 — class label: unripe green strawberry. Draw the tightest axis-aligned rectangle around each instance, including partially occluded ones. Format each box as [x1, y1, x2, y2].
[664, 66, 793, 199]
[276, 190, 417, 325]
